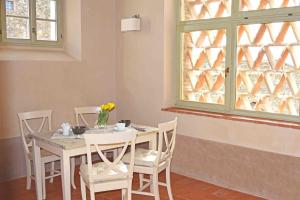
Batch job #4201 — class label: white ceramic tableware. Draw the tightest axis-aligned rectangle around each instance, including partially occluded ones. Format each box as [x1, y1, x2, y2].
[116, 122, 126, 131]
[61, 122, 71, 136]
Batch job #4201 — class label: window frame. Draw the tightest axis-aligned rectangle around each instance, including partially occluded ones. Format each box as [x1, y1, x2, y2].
[0, 0, 63, 47]
[176, 0, 300, 122]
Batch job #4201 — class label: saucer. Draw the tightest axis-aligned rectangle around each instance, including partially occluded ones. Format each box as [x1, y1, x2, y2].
[114, 127, 127, 131]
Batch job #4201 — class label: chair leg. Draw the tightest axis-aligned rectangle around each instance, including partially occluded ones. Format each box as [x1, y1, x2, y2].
[122, 189, 126, 200]
[90, 187, 95, 200]
[127, 179, 132, 200]
[139, 173, 144, 189]
[150, 174, 154, 193]
[25, 158, 32, 190]
[71, 157, 76, 189]
[42, 163, 46, 199]
[80, 176, 86, 200]
[166, 165, 174, 200]
[153, 173, 160, 200]
[49, 161, 55, 183]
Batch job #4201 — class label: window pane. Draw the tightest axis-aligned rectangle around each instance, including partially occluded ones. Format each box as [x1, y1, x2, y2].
[6, 17, 30, 39]
[36, 0, 56, 20]
[6, 1, 14, 11]
[182, 29, 226, 105]
[5, 0, 29, 17]
[36, 20, 57, 41]
[182, 0, 231, 21]
[236, 21, 300, 116]
[240, 0, 300, 11]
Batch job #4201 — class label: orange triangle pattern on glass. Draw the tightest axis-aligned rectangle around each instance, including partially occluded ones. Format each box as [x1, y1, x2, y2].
[183, 0, 231, 20]
[183, 29, 226, 105]
[240, 0, 300, 11]
[236, 21, 300, 115]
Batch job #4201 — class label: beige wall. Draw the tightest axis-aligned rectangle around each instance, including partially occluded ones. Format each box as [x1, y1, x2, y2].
[116, 0, 300, 199]
[116, 0, 165, 125]
[116, 0, 300, 158]
[0, 0, 118, 181]
[0, 0, 117, 139]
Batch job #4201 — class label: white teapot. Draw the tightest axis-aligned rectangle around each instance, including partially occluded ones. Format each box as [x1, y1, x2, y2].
[61, 123, 71, 136]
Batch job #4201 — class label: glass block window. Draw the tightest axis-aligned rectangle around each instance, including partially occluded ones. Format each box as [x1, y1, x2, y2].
[240, 0, 300, 11]
[236, 21, 300, 116]
[182, 29, 226, 105]
[182, 0, 232, 20]
[178, 0, 300, 121]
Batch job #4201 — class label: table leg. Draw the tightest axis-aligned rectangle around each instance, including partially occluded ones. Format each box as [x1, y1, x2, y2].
[70, 157, 76, 189]
[61, 151, 71, 200]
[33, 139, 43, 200]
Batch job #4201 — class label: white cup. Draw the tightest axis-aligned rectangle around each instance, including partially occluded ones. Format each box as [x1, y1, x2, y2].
[116, 123, 126, 130]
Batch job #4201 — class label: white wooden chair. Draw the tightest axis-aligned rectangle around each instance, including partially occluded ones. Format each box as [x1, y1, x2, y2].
[71, 106, 100, 189]
[74, 106, 118, 157]
[75, 106, 99, 127]
[122, 118, 177, 200]
[80, 130, 137, 200]
[18, 110, 61, 199]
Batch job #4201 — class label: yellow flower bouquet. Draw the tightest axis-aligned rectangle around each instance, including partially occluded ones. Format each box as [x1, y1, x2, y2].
[97, 102, 116, 127]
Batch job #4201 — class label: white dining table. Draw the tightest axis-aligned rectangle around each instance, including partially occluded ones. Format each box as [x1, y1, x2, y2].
[30, 125, 158, 200]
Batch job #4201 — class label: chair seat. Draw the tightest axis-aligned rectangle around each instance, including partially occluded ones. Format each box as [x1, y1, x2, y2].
[122, 148, 166, 167]
[28, 147, 58, 160]
[80, 161, 129, 183]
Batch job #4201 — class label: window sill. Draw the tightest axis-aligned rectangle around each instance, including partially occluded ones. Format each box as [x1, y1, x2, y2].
[0, 46, 79, 61]
[162, 107, 300, 130]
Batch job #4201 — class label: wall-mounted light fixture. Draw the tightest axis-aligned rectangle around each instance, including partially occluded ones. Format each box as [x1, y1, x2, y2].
[121, 14, 141, 32]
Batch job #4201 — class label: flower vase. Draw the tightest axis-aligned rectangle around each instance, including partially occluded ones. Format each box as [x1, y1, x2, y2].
[97, 110, 109, 128]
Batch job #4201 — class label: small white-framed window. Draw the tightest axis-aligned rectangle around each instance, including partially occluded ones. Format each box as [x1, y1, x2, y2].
[0, 0, 62, 47]
[177, 0, 300, 122]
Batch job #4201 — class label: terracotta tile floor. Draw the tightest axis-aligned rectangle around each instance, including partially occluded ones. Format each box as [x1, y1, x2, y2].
[0, 170, 263, 200]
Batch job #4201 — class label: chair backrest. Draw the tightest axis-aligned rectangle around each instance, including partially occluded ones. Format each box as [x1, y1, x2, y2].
[18, 110, 52, 155]
[83, 130, 137, 183]
[74, 106, 99, 127]
[155, 118, 177, 166]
